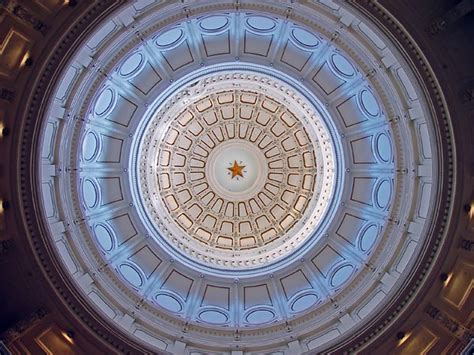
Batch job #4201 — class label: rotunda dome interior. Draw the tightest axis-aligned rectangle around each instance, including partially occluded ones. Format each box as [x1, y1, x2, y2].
[37, 1, 441, 350]
[0, 1, 472, 354]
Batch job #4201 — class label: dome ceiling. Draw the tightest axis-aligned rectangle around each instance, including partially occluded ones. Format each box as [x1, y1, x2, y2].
[34, 1, 446, 353]
[137, 68, 336, 271]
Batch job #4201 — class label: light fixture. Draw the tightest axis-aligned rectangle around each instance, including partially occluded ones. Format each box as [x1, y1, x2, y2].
[397, 331, 410, 346]
[64, 0, 77, 7]
[0, 200, 8, 211]
[467, 202, 474, 220]
[61, 330, 75, 344]
[0, 122, 7, 137]
[21, 52, 32, 67]
[0, 200, 7, 213]
[440, 272, 453, 286]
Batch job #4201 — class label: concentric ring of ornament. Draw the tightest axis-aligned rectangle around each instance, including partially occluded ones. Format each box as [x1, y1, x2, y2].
[137, 69, 336, 270]
[34, 1, 447, 352]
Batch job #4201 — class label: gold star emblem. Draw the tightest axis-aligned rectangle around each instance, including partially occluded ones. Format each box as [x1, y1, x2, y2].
[227, 160, 246, 179]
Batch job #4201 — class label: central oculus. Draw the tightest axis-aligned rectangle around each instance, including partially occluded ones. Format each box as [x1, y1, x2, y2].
[137, 68, 337, 270]
[207, 140, 268, 201]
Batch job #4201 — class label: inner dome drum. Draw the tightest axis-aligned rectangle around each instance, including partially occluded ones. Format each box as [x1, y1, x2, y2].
[135, 68, 338, 270]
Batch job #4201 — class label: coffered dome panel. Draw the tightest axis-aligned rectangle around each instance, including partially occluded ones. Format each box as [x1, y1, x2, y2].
[35, 1, 446, 353]
[137, 69, 336, 270]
